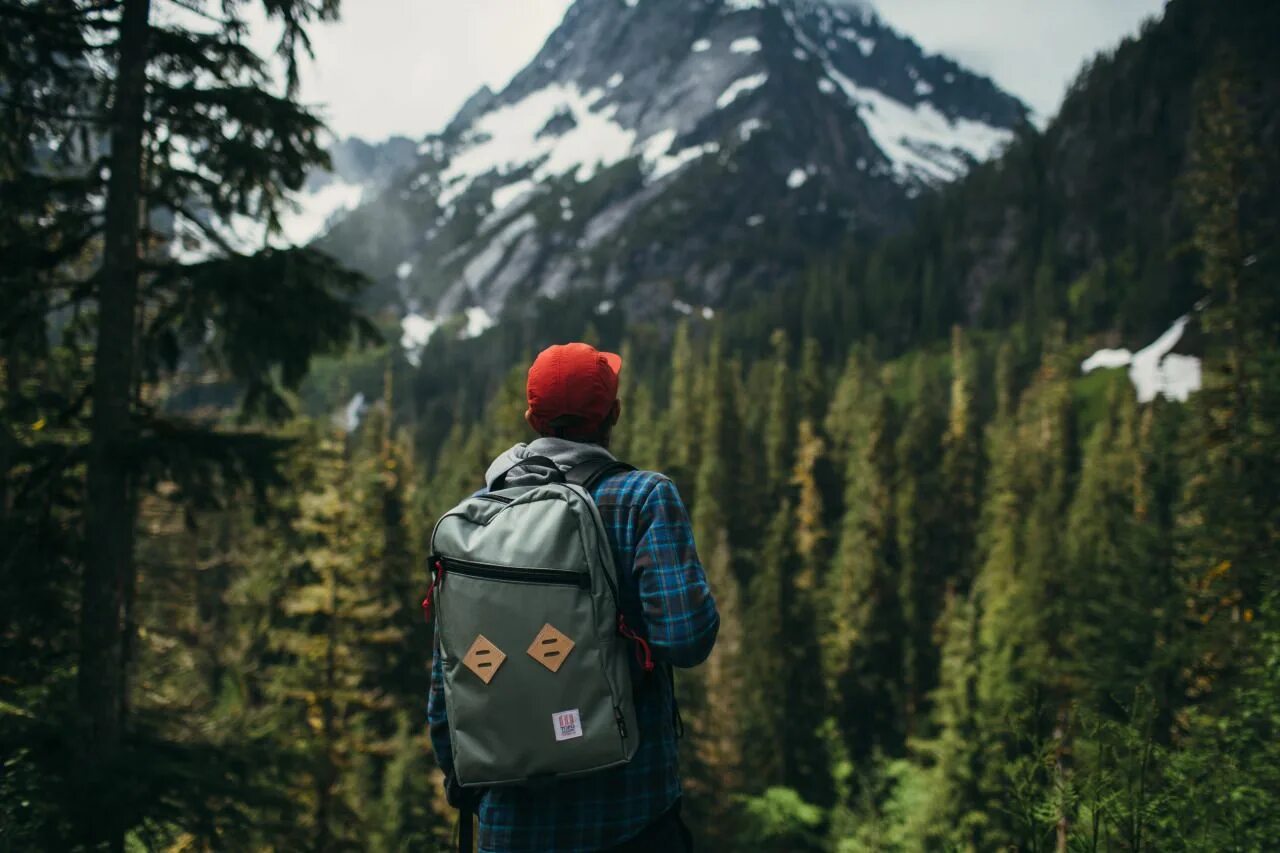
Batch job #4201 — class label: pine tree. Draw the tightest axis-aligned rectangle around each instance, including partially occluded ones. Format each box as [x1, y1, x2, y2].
[272, 432, 371, 849]
[969, 349, 1075, 849]
[917, 589, 985, 850]
[622, 380, 661, 472]
[1063, 382, 1170, 714]
[784, 419, 832, 803]
[264, 422, 439, 848]
[797, 337, 827, 427]
[609, 342, 637, 461]
[909, 334, 992, 850]
[666, 321, 701, 487]
[480, 364, 536, 461]
[741, 497, 791, 790]
[684, 335, 746, 840]
[763, 330, 795, 500]
[821, 356, 903, 764]
[941, 326, 983, 590]
[1178, 59, 1279, 669]
[893, 358, 948, 731]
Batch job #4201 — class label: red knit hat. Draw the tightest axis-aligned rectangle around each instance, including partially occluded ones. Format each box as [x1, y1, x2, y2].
[526, 343, 623, 437]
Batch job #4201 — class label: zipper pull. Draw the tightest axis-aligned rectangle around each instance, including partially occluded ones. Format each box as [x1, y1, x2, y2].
[422, 558, 445, 623]
[614, 706, 628, 740]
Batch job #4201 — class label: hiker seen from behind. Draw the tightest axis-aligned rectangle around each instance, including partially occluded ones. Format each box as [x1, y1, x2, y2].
[426, 342, 720, 852]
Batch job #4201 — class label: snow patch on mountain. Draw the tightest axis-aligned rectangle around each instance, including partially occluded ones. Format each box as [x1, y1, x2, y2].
[1082, 349, 1133, 371]
[731, 37, 762, 54]
[339, 392, 367, 432]
[462, 307, 496, 339]
[279, 179, 365, 246]
[692, 38, 712, 52]
[491, 179, 538, 214]
[781, 6, 1012, 186]
[738, 118, 766, 140]
[438, 84, 636, 208]
[825, 66, 1011, 182]
[717, 72, 769, 108]
[787, 168, 809, 188]
[400, 314, 439, 366]
[1083, 316, 1203, 403]
[644, 129, 721, 181]
[398, 306, 495, 364]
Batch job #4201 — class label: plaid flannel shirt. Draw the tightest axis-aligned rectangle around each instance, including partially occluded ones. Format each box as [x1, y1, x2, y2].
[428, 470, 719, 853]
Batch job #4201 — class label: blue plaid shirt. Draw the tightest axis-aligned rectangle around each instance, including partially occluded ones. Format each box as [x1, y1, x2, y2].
[428, 470, 719, 852]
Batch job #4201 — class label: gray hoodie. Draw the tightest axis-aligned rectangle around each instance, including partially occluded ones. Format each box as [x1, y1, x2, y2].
[483, 437, 616, 491]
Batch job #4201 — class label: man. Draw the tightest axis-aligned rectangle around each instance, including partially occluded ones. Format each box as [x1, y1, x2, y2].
[428, 342, 720, 852]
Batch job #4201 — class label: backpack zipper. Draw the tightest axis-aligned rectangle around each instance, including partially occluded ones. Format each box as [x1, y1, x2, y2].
[438, 556, 590, 589]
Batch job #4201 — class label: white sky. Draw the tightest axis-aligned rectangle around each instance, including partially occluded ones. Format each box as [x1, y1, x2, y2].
[269, 0, 1169, 141]
[872, 0, 1169, 124]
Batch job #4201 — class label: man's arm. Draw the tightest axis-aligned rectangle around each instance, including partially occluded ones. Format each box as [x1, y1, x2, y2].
[633, 476, 720, 668]
[426, 631, 453, 777]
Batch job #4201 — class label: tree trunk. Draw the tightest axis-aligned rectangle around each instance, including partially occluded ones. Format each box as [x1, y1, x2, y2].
[79, 0, 151, 847]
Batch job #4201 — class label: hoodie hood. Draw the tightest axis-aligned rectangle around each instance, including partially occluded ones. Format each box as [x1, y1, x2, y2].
[484, 437, 616, 490]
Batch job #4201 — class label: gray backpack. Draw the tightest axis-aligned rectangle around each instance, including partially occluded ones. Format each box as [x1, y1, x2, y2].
[427, 456, 644, 788]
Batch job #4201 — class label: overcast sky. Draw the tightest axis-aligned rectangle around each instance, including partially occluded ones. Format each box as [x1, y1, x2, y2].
[273, 0, 1168, 141]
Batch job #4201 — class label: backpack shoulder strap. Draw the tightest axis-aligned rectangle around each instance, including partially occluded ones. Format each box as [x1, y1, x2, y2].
[565, 458, 635, 495]
[567, 458, 684, 737]
[566, 458, 676, 715]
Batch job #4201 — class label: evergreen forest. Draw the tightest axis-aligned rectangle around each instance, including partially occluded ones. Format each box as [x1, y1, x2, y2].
[2, 0, 1278, 850]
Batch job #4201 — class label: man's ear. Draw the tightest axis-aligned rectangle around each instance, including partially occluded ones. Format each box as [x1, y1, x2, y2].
[525, 409, 538, 432]
[607, 399, 622, 426]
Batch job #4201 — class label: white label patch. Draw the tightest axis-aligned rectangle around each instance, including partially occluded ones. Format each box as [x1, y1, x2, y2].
[553, 709, 583, 742]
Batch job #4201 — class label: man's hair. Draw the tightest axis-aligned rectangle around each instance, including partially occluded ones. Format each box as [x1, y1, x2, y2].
[541, 409, 617, 446]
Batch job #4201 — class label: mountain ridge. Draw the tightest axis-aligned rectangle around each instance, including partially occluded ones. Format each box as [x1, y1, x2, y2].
[313, 0, 1029, 357]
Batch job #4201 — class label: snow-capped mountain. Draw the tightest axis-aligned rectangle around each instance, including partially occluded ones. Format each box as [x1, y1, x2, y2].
[317, 0, 1028, 350]
[287, 135, 418, 246]
[166, 134, 416, 261]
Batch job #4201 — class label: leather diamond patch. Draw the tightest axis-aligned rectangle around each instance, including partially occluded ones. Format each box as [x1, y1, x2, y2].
[462, 635, 506, 684]
[528, 624, 575, 672]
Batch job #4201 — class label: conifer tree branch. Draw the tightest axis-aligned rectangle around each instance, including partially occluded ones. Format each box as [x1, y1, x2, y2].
[0, 95, 110, 124]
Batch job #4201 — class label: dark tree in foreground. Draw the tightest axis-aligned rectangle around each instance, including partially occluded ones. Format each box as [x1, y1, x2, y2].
[3, 0, 373, 846]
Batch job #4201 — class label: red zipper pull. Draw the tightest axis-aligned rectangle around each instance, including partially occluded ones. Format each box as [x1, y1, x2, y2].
[422, 559, 445, 623]
[617, 614, 655, 673]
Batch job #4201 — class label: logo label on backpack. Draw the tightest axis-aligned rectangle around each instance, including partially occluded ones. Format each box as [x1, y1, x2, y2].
[553, 709, 583, 742]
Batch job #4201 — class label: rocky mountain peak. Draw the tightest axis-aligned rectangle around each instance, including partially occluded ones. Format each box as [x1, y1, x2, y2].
[315, 0, 1029, 358]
